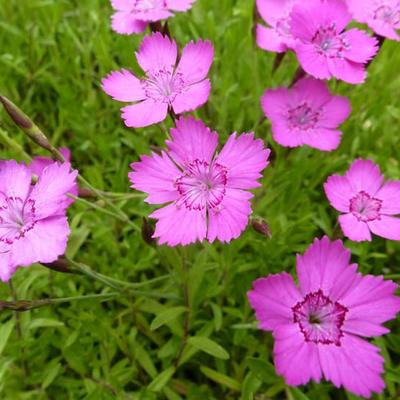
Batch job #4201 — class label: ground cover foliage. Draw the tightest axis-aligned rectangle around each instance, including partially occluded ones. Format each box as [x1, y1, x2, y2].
[0, 0, 399, 399]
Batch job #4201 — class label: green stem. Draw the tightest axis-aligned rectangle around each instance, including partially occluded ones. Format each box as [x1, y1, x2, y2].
[0, 292, 119, 312]
[0, 127, 31, 162]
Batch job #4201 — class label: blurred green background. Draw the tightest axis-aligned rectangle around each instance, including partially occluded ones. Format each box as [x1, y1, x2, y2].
[0, 0, 399, 398]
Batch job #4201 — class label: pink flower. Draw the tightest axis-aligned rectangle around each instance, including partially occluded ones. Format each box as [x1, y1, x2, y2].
[110, 0, 196, 35]
[256, 0, 299, 53]
[248, 236, 400, 398]
[324, 159, 400, 241]
[29, 148, 78, 206]
[346, 0, 400, 41]
[129, 116, 270, 246]
[261, 77, 351, 151]
[0, 160, 78, 282]
[290, 0, 379, 84]
[102, 33, 213, 128]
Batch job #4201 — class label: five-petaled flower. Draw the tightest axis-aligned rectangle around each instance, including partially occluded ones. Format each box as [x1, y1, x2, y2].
[248, 236, 400, 398]
[0, 160, 78, 282]
[347, 0, 400, 41]
[261, 77, 351, 151]
[290, 0, 378, 84]
[102, 32, 213, 128]
[110, 0, 197, 35]
[129, 116, 270, 246]
[324, 159, 400, 241]
[255, 0, 299, 53]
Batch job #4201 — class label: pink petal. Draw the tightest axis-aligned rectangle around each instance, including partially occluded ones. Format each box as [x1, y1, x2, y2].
[368, 215, 400, 240]
[256, 24, 287, 53]
[29, 147, 72, 177]
[290, 0, 321, 41]
[28, 162, 78, 219]
[271, 124, 304, 148]
[292, 77, 331, 109]
[150, 203, 207, 246]
[175, 40, 214, 84]
[10, 216, 70, 266]
[206, 189, 253, 243]
[301, 128, 342, 151]
[129, 151, 180, 204]
[376, 180, 400, 215]
[345, 0, 368, 22]
[296, 236, 354, 297]
[345, 159, 384, 195]
[319, 95, 351, 128]
[323, 174, 353, 212]
[319, 0, 352, 31]
[111, 12, 147, 35]
[0, 161, 32, 201]
[257, 0, 295, 26]
[343, 29, 378, 63]
[339, 213, 372, 242]
[166, 0, 196, 11]
[101, 69, 146, 102]
[171, 79, 211, 114]
[327, 57, 367, 85]
[260, 87, 291, 120]
[134, 9, 172, 22]
[136, 32, 177, 73]
[0, 249, 13, 282]
[319, 334, 385, 398]
[247, 273, 302, 331]
[368, 19, 400, 41]
[167, 116, 218, 166]
[342, 274, 400, 336]
[274, 324, 322, 385]
[215, 132, 270, 189]
[121, 99, 168, 128]
[294, 43, 331, 79]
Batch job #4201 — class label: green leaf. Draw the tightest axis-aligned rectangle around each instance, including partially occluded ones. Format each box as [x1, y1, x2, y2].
[246, 357, 277, 384]
[200, 366, 240, 391]
[0, 319, 14, 356]
[187, 336, 229, 360]
[148, 366, 176, 392]
[150, 306, 187, 331]
[28, 318, 64, 330]
[289, 387, 311, 400]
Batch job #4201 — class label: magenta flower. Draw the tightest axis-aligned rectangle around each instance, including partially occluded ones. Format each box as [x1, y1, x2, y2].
[110, 0, 196, 35]
[347, 0, 400, 41]
[290, 0, 378, 84]
[261, 77, 351, 151]
[29, 148, 78, 207]
[324, 159, 400, 241]
[248, 236, 400, 398]
[256, 0, 298, 53]
[102, 33, 213, 128]
[0, 160, 78, 282]
[129, 116, 270, 246]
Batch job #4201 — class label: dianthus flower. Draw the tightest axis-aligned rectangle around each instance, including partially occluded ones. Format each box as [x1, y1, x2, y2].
[324, 159, 400, 241]
[129, 116, 270, 246]
[347, 0, 400, 41]
[290, 0, 378, 84]
[102, 33, 213, 128]
[248, 236, 400, 398]
[110, 0, 196, 35]
[0, 160, 78, 281]
[261, 77, 351, 151]
[256, 0, 298, 53]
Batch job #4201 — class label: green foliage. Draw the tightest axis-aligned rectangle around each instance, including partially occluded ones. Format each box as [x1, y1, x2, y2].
[0, 0, 399, 399]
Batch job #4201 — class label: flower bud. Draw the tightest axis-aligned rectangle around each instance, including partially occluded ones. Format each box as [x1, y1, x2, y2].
[252, 218, 272, 238]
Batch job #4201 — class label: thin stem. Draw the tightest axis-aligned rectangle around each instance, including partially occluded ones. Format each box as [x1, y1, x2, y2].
[0, 292, 119, 312]
[0, 127, 32, 162]
[8, 280, 29, 376]
[174, 247, 190, 367]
